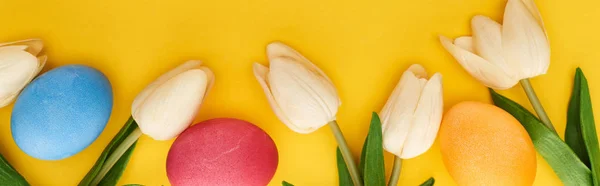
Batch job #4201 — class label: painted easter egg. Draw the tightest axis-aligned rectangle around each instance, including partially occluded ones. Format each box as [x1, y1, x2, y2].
[439, 102, 537, 186]
[166, 118, 278, 186]
[11, 65, 113, 160]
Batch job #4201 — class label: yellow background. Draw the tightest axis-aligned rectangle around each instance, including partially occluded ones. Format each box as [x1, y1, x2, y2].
[0, 0, 596, 185]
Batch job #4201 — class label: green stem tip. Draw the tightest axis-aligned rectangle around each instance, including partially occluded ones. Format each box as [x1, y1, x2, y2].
[90, 127, 143, 185]
[328, 120, 363, 186]
[520, 78, 557, 134]
[388, 156, 402, 186]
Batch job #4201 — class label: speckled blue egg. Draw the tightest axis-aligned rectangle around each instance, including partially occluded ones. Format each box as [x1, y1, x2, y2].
[11, 65, 113, 160]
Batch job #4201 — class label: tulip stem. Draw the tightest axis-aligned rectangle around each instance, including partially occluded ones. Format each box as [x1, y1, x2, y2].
[90, 127, 143, 185]
[520, 78, 557, 133]
[388, 156, 402, 186]
[328, 120, 363, 186]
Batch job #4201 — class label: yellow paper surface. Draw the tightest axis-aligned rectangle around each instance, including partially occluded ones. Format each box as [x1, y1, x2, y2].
[0, 0, 596, 185]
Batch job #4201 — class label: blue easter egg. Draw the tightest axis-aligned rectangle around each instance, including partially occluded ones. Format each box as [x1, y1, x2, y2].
[11, 65, 113, 160]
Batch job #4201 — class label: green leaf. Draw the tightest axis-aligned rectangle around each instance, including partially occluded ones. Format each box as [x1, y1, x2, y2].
[419, 177, 435, 186]
[359, 137, 368, 175]
[0, 153, 28, 186]
[336, 148, 354, 186]
[79, 117, 140, 186]
[491, 89, 592, 185]
[98, 142, 137, 186]
[360, 112, 385, 186]
[570, 68, 600, 185]
[282, 181, 294, 186]
[566, 68, 591, 167]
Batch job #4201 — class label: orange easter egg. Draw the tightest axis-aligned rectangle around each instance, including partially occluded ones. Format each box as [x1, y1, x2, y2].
[439, 101, 537, 186]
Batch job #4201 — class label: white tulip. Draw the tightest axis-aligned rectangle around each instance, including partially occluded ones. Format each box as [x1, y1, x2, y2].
[0, 39, 47, 108]
[131, 60, 214, 140]
[380, 64, 443, 159]
[439, 0, 549, 90]
[253, 42, 341, 134]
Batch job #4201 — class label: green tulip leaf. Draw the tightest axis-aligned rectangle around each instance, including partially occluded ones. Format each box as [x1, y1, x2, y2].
[282, 181, 294, 186]
[360, 112, 385, 186]
[566, 68, 591, 168]
[336, 147, 354, 186]
[419, 177, 435, 186]
[0, 153, 28, 185]
[491, 89, 592, 185]
[566, 68, 600, 185]
[99, 142, 137, 186]
[79, 117, 140, 186]
[359, 137, 368, 173]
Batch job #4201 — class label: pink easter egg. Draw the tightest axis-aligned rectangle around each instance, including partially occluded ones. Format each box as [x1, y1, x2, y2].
[166, 118, 278, 186]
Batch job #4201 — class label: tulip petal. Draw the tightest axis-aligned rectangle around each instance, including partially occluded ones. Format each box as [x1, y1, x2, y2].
[268, 56, 340, 134]
[267, 42, 332, 82]
[267, 41, 341, 103]
[503, 0, 550, 79]
[36, 55, 47, 74]
[5, 55, 49, 107]
[380, 68, 423, 157]
[198, 66, 214, 100]
[454, 36, 474, 53]
[471, 15, 512, 74]
[133, 69, 208, 140]
[380, 64, 426, 129]
[406, 64, 428, 78]
[131, 60, 202, 114]
[521, 0, 546, 34]
[0, 47, 40, 107]
[0, 45, 28, 51]
[0, 39, 43, 56]
[439, 36, 519, 89]
[252, 63, 304, 133]
[401, 73, 443, 159]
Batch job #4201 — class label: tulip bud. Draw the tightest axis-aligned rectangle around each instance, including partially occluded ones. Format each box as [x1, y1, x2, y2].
[380, 64, 443, 159]
[131, 60, 214, 140]
[253, 42, 341, 134]
[0, 39, 46, 108]
[439, 0, 549, 90]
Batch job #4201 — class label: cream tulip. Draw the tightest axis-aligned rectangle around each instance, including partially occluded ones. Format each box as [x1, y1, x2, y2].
[253, 42, 341, 134]
[440, 0, 557, 133]
[0, 39, 46, 108]
[383, 64, 443, 186]
[254, 42, 363, 185]
[439, 0, 549, 90]
[380, 64, 443, 159]
[86, 60, 214, 185]
[131, 60, 214, 140]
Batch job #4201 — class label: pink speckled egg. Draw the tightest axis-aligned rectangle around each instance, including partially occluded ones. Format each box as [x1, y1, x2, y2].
[166, 118, 278, 186]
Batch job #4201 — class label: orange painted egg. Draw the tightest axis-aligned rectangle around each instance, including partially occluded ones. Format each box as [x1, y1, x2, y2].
[439, 102, 537, 186]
